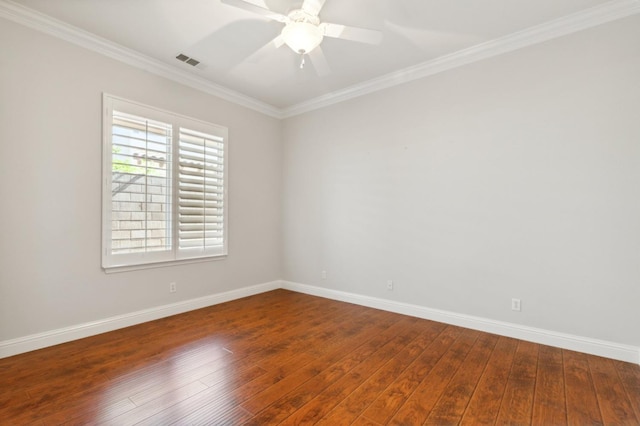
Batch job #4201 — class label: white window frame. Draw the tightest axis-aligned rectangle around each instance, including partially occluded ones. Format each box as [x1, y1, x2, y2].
[102, 94, 228, 272]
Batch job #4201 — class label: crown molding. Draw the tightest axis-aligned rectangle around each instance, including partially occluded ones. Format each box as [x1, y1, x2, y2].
[0, 0, 283, 119]
[1, 0, 638, 120]
[281, 0, 640, 118]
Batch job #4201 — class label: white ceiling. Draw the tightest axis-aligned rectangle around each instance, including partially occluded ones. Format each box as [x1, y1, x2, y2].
[4, 0, 639, 116]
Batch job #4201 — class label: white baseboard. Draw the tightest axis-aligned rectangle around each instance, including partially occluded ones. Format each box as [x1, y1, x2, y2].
[281, 281, 640, 365]
[2, 279, 638, 365]
[0, 280, 281, 359]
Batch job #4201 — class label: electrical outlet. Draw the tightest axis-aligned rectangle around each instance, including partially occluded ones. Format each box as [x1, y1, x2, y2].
[169, 282, 177, 293]
[511, 298, 521, 312]
[321, 270, 327, 280]
[387, 280, 394, 291]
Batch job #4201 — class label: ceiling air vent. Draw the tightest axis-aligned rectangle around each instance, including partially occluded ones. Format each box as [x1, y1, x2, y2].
[176, 53, 200, 67]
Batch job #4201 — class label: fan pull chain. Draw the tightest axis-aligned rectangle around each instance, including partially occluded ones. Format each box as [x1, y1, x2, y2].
[299, 51, 306, 69]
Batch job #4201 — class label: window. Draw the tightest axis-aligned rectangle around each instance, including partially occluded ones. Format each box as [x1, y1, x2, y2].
[102, 94, 227, 271]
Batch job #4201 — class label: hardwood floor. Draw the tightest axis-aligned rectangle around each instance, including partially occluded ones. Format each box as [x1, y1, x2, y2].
[1, 289, 638, 425]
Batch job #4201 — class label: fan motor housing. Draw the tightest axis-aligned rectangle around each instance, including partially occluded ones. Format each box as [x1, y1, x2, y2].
[281, 10, 323, 54]
[287, 9, 320, 25]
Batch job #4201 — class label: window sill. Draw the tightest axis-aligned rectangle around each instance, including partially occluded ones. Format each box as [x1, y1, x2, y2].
[103, 254, 227, 274]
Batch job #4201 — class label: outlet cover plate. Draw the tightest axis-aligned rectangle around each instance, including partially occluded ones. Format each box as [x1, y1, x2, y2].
[511, 298, 521, 311]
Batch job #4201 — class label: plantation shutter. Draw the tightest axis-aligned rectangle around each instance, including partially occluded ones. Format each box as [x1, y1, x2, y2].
[103, 94, 228, 271]
[110, 111, 172, 257]
[178, 128, 226, 256]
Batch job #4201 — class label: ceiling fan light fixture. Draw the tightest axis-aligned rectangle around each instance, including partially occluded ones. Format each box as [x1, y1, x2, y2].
[281, 21, 324, 54]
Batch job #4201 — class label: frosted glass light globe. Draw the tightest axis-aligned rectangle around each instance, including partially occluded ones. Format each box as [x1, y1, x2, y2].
[281, 21, 324, 54]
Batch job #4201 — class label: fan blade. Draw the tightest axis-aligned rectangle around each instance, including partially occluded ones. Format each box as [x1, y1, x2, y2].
[244, 35, 285, 64]
[302, 0, 327, 17]
[220, 0, 289, 23]
[321, 22, 382, 44]
[273, 34, 285, 48]
[308, 46, 331, 76]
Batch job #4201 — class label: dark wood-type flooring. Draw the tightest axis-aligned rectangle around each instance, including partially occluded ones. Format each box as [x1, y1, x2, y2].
[1, 289, 638, 425]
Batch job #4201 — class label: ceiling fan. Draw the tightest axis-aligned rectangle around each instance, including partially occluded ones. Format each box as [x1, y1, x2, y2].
[220, 0, 382, 72]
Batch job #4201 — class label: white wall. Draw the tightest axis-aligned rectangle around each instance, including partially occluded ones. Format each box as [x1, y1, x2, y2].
[282, 15, 640, 347]
[0, 19, 282, 341]
[1, 11, 638, 358]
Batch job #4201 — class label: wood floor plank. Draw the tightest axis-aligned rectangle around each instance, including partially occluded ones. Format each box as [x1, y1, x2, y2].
[242, 301, 396, 373]
[242, 316, 423, 424]
[615, 360, 640, 421]
[23, 347, 234, 424]
[97, 380, 210, 426]
[228, 308, 401, 418]
[203, 293, 362, 361]
[459, 336, 518, 425]
[352, 415, 384, 426]
[32, 396, 136, 426]
[563, 350, 604, 426]
[0, 290, 637, 425]
[280, 320, 446, 425]
[38, 394, 137, 425]
[385, 328, 480, 425]
[127, 355, 237, 406]
[424, 333, 499, 425]
[589, 355, 639, 425]
[9, 292, 305, 422]
[532, 345, 567, 425]
[355, 325, 463, 425]
[170, 400, 253, 425]
[318, 321, 446, 426]
[494, 340, 539, 425]
[238, 312, 408, 417]
[130, 364, 267, 426]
